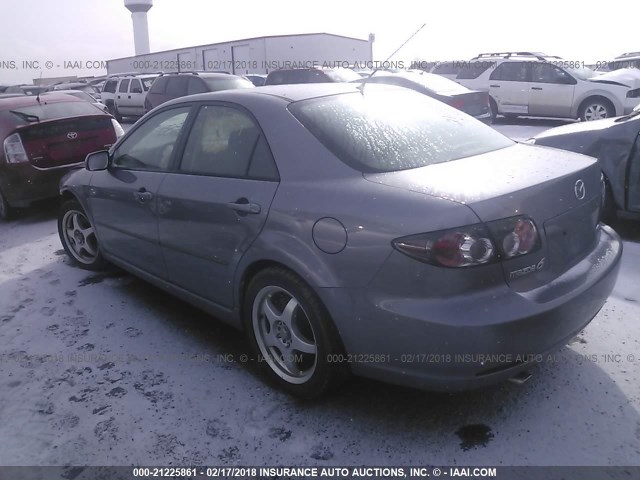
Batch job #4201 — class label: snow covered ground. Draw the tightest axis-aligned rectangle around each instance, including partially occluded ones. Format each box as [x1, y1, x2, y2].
[0, 119, 639, 467]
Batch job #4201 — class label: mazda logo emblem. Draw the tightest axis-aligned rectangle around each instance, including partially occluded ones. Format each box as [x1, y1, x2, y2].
[574, 179, 586, 200]
[67, 132, 78, 140]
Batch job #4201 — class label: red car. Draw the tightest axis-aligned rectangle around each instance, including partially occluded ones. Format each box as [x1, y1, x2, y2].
[0, 93, 123, 220]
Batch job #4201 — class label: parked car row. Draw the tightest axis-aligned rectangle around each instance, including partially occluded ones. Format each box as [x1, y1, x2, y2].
[429, 51, 640, 122]
[1, 56, 631, 398]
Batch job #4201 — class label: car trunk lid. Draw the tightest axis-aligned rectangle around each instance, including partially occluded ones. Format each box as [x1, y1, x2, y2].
[364, 143, 602, 290]
[17, 115, 116, 169]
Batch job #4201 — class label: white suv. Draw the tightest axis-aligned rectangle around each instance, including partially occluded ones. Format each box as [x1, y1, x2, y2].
[112, 74, 158, 121]
[454, 52, 640, 121]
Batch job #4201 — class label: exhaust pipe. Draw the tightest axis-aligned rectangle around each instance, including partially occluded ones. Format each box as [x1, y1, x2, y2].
[508, 371, 532, 385]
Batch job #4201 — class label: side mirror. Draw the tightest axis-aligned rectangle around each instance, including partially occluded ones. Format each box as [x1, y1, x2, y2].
[85, 150, 110, 171]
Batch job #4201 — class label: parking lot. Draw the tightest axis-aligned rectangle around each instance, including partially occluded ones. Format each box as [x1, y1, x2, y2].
[0, 117, 638, 467]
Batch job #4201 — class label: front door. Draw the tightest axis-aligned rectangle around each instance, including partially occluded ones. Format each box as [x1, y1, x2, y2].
[88, 106, 192, 278]
[528, 64, 576, 118]
[157, 104, 280, 307]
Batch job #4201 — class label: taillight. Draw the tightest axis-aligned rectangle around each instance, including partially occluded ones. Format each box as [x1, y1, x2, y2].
[485, 216, 540, 259]
[392, 216, 541, 268]
[3, 133, 29, 164]
[449, 98, 465, 110]
[111, 119, 125, 138]
[393, 224, 496, 268]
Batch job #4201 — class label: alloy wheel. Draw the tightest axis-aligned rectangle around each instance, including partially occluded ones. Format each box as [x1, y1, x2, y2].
[61, 210, 99, 265]
[252, 286, 318, 384]
[584, 104, 609, 121]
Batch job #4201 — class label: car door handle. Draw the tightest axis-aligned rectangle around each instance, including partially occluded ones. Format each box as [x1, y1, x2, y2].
[531, 87, 543, 90]
[490, 84, 500, 88]
[134, 189, 153, 204]
[128, 95, 131, 99]
[226, 200, 261, 214]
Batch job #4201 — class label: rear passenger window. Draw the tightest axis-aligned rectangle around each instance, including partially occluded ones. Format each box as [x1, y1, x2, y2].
[248, 135, 279, 181]
[456, 62, 492, 79]
[187, 78, 208, 95]
[489, 62, 528, 81]
[130, 79, 143, 93]
[179, 105, 277, 180]
[166, 77, 189, 96]
[118, 79, 130, 92]
[150, 76, 168, 94]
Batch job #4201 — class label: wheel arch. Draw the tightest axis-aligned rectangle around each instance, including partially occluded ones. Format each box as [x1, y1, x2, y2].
[236, 257, 350, 359]
[575, 91, 622, 118]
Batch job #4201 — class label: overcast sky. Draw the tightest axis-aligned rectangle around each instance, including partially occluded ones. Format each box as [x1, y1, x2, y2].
[1, 0, 637, 84]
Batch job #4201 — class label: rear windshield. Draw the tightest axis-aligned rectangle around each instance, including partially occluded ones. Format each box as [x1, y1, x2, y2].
[401, 72, 468, 93]
[202, 77, 255, 92]
[3, 101, 104, 123]
[456, 62, 492, 79]
[290, 88, 512, 173]
[323, 69, 362, 82]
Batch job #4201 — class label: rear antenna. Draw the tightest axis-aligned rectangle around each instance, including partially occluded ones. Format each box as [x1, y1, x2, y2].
[358, 23, 426, 94]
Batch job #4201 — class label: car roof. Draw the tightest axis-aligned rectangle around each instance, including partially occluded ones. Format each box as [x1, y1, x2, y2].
[43, 90, 89, 96]
[160, 72, 235, 79]
[161, 83, 381, 108]
[0, 93, 83, 111]
[54, 82, 93, 88]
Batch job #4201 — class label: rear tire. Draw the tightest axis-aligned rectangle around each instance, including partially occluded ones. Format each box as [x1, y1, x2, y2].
[0, 188, 14, 221]
[243, 267, 349, 399]
[489, 98, 498, 123]
[113, 104, 123, 123]
[58, 199, 107, 271]
[601, 177, 616, 224]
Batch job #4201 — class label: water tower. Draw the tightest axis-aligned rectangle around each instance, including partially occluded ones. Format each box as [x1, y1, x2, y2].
[124, 0, 153, 55]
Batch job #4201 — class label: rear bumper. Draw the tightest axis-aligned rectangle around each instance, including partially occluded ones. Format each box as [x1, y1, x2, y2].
[320, 225, 622, 391]
[0, 163, 81, 207]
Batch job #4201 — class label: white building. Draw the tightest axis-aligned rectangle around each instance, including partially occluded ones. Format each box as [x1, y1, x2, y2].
[106, 33, 373, 76]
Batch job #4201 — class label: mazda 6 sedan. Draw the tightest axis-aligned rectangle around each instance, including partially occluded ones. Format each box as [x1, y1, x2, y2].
[57, 84, 622, 398]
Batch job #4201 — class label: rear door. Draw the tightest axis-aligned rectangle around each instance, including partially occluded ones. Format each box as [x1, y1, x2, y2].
[157, 103, 279, 306]
[127, 78, 146, 116]
[88, 106, 192, 278]
[488, 62, 530, 115]
[115, 79, 130, 114]
[528, 63, 576, 118]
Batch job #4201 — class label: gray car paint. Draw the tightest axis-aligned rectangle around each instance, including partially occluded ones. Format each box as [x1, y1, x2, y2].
[60, 84, 623, 391]
[532, 114, 640, 213]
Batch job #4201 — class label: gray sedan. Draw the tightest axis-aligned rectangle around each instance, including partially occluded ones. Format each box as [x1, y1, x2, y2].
[57, 84, 622, 398]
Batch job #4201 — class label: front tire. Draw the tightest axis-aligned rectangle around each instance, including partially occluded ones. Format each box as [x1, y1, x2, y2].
[579, 97, 615, 122]
[58, 200, 107, 271]
[243, 267, 348, 399]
